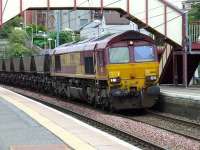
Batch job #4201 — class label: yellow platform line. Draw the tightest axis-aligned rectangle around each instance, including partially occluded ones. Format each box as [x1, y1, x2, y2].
[0, 89, 95, 150]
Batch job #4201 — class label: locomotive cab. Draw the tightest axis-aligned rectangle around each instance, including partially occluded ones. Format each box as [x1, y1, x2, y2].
[106, 40, 160, 109]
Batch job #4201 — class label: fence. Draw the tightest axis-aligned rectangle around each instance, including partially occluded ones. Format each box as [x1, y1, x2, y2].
[189, 23, 200, 43]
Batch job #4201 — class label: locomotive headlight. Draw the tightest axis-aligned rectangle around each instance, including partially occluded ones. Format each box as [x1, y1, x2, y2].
[146, 76, 157, 81]
[110, 77, 121, 83]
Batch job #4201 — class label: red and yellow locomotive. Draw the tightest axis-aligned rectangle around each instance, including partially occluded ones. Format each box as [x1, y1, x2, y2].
[0, 30, 160, 111]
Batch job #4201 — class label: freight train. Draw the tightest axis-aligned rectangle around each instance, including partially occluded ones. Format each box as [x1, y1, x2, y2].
[0, 30, 160, 111]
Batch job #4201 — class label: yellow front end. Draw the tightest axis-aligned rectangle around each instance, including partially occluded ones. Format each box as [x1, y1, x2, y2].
[107, 62, 159, 91]
[106, 62, 160, 109]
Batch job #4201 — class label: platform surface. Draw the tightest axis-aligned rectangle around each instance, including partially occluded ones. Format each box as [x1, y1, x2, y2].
[161, 86, 200, 101]
[0, 87, 140, 150]
[158, 86, 200, 121]
[0, 95, 69, 150]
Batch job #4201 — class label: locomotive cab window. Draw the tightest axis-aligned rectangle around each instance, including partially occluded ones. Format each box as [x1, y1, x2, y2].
[84, 57, 94, 74]
[134, 46, 155, 62]
[109, 47, 129, 63]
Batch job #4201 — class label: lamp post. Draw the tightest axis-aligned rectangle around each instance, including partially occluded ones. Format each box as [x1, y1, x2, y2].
[94, 20, 101, 37]
[25, 26, 33, 48]
[41, 32, 48, 50]
[54, 39, 57, 48]
[48, 38, 53, 49]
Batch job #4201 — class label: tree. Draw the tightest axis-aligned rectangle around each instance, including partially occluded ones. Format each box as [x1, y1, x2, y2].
[188, 3, 200, 23]
[0, 16, 41, 57]
[25, 23, 47, 36]
[7, 29, 35, 57]
[8, 43, 32, 57]
[0, 16, 22, 38]
[33, 31, 80, 49]
[8, 29, 27, 44]
[49, 31, 73, 45]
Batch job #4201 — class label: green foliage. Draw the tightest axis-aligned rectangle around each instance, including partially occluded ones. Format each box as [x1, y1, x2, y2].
[74, 34, 80, 42]
[8, 43, 32, 57]
[7, 28, 35, 57]
[8, 29, 27, 44]
[0, 16, 22, 38]
[25, 24, 47, 36]
[49, 31, 73, 45]
[33, 31, 80, 49]
[188, 3, 200, 23]
[0, 16, 40, 57]
[33, 36, 47, 49]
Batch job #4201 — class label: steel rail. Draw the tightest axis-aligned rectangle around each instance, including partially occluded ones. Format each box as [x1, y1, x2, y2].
[127, 110, 200, 142]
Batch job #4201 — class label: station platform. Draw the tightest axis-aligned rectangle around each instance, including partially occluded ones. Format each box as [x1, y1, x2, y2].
[0, 87, 139, 150]
[154, 86, 200, 121]
[161, 86, 200, 100]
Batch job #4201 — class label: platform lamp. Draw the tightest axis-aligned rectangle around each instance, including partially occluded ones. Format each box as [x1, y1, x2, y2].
[25, 26, 33, 49]
[48, 38, 53, 49]
[93, 20, 102, 37]
[41, 32, 48, 50]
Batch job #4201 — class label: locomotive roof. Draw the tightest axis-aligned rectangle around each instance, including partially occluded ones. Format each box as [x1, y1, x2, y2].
[53, 30, 154, 55]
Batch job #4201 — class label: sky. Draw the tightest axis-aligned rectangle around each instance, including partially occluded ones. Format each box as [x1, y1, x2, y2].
[166, 0, 184, 8]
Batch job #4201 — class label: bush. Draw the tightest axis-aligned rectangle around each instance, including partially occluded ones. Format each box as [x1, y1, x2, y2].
[8, 29, 27, 44]
[7, 28, 35, 57]
[8, 43, 32, 57]
[189, 4, 200, 23]
[0, 16, 22, 38]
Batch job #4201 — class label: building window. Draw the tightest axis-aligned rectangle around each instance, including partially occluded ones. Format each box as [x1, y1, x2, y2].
[80, 19, 88, 27]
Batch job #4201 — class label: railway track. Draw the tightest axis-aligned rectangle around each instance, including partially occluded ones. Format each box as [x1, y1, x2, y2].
[127, 110, 200, 141]
[2, 85, 163, 150]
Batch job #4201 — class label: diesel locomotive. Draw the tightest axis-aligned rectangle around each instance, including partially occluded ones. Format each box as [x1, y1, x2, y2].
[0, 30, 160, 111]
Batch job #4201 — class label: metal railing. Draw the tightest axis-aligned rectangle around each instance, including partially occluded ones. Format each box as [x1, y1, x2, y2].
[189, 23, 200, 43]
